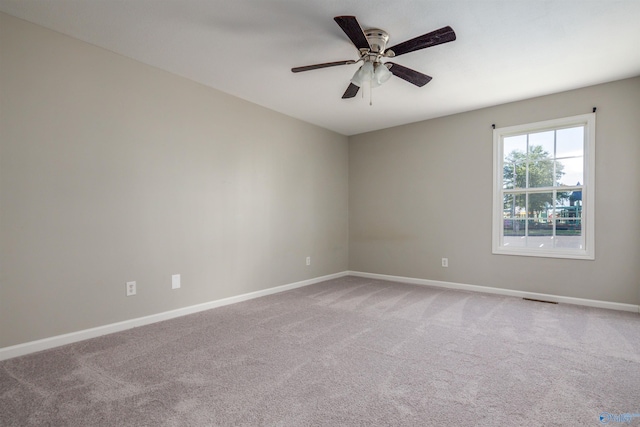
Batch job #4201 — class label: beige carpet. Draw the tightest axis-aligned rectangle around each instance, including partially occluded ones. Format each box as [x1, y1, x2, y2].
[1, 276, 639, 426]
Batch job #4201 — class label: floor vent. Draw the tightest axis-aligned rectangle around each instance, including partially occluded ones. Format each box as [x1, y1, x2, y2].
[523, 298, 558, 304]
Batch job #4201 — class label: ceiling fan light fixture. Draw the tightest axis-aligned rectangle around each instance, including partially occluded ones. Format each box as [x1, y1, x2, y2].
[350, 61, 374, 87]
[372, 63, 393, 87]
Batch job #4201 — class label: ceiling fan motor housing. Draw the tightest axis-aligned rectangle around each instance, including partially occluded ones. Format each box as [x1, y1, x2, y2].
[364, 29, 390, 55]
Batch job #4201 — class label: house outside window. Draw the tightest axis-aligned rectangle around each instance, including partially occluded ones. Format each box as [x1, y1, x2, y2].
[492, 113, 595, 259]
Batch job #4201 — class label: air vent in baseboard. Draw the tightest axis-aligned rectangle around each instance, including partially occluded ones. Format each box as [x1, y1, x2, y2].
[523, 298, 558, 304]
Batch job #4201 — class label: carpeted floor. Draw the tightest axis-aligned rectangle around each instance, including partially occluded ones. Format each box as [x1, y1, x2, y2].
[1, 276, 639, 426]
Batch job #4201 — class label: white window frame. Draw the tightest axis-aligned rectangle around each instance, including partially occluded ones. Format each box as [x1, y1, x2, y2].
[492, 113, 595, 260]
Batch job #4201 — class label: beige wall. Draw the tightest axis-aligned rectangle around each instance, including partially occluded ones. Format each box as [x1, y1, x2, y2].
[350, 76, 640, 305]
[0, 13, 349, 348]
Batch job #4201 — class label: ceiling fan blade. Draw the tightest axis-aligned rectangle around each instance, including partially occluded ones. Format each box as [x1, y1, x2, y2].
[387, 26, 456, 57]
[334, 16, 370, 51]
[291, 60, 354, 73]
[387, 62, 432, 87]
[342, 83, 360, 99]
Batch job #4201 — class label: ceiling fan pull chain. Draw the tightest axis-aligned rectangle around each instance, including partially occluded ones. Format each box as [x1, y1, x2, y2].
[370, 81, 373, 106]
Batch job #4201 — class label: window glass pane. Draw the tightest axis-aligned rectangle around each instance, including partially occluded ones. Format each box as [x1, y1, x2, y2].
[503, 193, 514, 216]
[504, 136, 527, 189]
[503, 162, 526, 189]
[556, 126, 584, 158]
[554, 197, 582, 220]
[528, 192, 553, 220]
[503, 135, 527, 162]
[503, 193, 526, 217]
[554, 219, 583, 249]
[525, 230, 554, 249]
[512, 193, 526, 217]
[556, 157, 583, 187]
[555, 191, 571, 210]
[527, 158, 554, 187]
[568, 192, 582, 217]
[503, 219, 526, 247]
[526, 190, 553, 249]
[529, 131, 555, 157]
[503, 163, 513, 189]
[529, 193, 553, 249]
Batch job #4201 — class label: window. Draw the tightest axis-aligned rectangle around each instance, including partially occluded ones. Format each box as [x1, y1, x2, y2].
[492, 113, 595, 259]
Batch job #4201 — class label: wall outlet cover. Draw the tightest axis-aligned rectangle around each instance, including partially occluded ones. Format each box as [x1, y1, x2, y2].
[172, 274, 181, 289]
[126, 281, 136, 296]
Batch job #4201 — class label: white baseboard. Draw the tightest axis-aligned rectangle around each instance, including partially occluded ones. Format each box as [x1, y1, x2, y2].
[349, 271, 640, 313]
[0, 271, 349, 361]
[3, 270, 636, 361]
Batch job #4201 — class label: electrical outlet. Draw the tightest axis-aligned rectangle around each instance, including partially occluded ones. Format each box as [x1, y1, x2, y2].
[172, 274, 181, 289]
[306, 256, 311, 266]
[126, 281, 136, 296]
[441, 258, 449, 268]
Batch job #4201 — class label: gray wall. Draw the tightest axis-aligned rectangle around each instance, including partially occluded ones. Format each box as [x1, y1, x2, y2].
[2, 12, 639, 350]
[0, 13, 349, 348]
[350, 76, 640, 305]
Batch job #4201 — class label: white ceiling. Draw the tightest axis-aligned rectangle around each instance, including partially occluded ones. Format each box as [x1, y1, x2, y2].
[2, 1, 640, 136]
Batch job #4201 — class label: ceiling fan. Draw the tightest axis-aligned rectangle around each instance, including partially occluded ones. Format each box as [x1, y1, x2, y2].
[292, 16, 456, 99]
